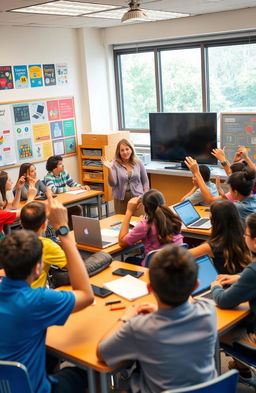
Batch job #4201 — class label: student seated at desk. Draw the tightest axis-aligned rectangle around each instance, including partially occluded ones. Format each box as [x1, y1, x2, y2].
[0, 170, 27, 210]
[181, 164, 218, 205]
[97, 245, 217, 393]
[185, 156, 256, 222]
[20, 199, 67, 288]
[189, 200, 251, 274]
[14, 163, 46, 201]
[211, 212, 256, 381]
[0, 196, 94, 393]
[119, 189, 183, 265]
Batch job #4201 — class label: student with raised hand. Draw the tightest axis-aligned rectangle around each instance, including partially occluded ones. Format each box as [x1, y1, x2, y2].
[185, 156, 256, 221]
[15, 162, 46, 200]
[211, 212, 256, 382]
[189, 200, 251, 274]
[211, 147, 232, 175]
[101, 138, 149, 216]
[97, 245, 217, 393]
[180, 164, 218, 205]
[119, 189, 183, 265]
[0, 194, 94, 393]
[0, 170, 26, 209]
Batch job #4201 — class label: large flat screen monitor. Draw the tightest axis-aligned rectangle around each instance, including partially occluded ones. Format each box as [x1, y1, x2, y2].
[149, 112, 217, 166]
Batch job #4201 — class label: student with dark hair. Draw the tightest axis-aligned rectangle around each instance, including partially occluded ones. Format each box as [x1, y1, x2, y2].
[15, 162, 46, 201]
[97, 245, 217, 393]
[181, 164, 218, 205]
[211, 212, 256, 382]
[189, 200, 251, 274]
[185, 156, 256, 221]
[119, 189, 183, 265]
[0, 170, 27, 209]
[0, 196, 94, 393]
[101, 139, 149, 216]
[20, 201, 67, 288]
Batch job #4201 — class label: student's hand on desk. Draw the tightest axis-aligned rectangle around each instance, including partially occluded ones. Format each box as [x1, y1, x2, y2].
[184, 157, 199, 174]
[121, 305, 138, 321]
[80, 185, 90, 191]
[211, 280, 222, 289]
[137, 302, 157, 314]
[211, 147, 226, 162]
[216, 274, 240, 286]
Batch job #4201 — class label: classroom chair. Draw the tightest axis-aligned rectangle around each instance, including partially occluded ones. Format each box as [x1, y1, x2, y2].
[84, 197, 109, 218]
[162, 369, 239, 393]
[144, 243, 189, 268]
[0, 360, 33, 393]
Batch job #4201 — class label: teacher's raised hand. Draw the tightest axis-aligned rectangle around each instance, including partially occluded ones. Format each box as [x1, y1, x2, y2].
[101, 156, 113, 170]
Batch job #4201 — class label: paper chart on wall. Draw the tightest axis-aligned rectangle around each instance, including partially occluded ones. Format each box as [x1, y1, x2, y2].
[0, 105, 17, 166]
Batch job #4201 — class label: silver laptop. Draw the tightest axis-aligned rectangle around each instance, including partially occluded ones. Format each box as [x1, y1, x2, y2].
[192, 255, 218, 299]
[72, 215, 118, 248]
[173, 200, 211, 229]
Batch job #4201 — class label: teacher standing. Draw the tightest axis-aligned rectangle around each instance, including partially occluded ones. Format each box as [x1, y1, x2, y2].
[101, 139, 149, 216]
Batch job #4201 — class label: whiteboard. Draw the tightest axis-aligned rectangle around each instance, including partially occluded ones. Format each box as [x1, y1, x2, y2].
[0, 96, 77, 168]
[220, 112, 256, 163]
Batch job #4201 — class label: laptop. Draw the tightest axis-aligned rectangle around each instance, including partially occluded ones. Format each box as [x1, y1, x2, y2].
[172, 200, 211, 229]
[192, 255, 218, 299]
[33, 104, 44, 119]
[72, 215, 118, 248]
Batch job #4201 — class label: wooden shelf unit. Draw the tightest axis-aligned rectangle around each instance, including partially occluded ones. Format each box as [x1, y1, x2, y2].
[78, 132, 130, 202]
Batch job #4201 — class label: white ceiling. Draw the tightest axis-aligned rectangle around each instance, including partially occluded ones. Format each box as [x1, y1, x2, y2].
[1, 0, 256, 29]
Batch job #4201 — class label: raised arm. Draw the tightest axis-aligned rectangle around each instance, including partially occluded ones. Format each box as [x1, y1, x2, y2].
[118, 197, 140, 247]
[184, 157, 222, 204]
[211, 147, 231, 176]
[9, 176, 26, 209]
[101, 156, 116, 186]
[237, 145, 256, 170]
[47, 195, 94, 312]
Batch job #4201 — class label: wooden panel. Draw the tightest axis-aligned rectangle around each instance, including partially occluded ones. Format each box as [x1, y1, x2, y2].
[150, 174, 192, 205]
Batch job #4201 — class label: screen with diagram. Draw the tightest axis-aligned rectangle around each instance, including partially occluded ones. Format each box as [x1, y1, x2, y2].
[0, 96, 77, 167]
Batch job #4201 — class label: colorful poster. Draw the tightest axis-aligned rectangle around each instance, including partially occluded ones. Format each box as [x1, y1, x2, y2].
[13, 65, 29, 89]
[0, 66, 14, 90]
[53, 139, 65, 155]
[43, 64, 56, 86]
[34, 143, 43, 160]
[17, 138, 33, 160]
[32, 123, 51, 143]
[63, 119, 75, 137]
[65, 137, 76, 154]
[47, 100, 60, 121]
[13, 103, 30, 124]
[51, 121, 63, 139]
[42, 142, 53, 158]
[28, 64, 43, 87]
[56, 63, 68, 85]
[0, 105, 17, 166]
[59, 98, 74, 119]
[30, 101, 47, 124]
[15, 124, 31, 138]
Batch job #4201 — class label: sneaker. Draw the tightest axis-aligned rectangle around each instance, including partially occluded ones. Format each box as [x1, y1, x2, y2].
[228, 359, 252, 379]
[239, 375, 256, 388]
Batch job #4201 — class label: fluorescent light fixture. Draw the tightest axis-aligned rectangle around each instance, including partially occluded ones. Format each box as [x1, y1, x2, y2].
[10, 1, 117, 17]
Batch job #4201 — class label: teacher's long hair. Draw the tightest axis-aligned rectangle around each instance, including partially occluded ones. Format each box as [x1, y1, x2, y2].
[115, 139, 137, 165]
[142, 189, 182, 243]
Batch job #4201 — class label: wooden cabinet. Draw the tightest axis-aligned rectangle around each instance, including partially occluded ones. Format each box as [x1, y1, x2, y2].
[78, 132, 130, 202]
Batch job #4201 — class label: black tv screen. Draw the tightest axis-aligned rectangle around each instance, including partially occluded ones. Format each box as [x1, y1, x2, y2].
[149, 112, 217, 165]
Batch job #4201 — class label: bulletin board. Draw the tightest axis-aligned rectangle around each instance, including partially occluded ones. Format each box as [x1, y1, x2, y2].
[0, 96, 78, 168]
[220, 112, 256, 162]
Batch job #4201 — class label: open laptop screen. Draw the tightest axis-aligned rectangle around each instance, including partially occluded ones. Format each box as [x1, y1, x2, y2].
[192, 255, 218, 296]
[173, 200, 200, 226]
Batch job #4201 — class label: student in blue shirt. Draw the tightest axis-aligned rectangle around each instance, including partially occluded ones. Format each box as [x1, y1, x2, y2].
[0, 195, 94, 393]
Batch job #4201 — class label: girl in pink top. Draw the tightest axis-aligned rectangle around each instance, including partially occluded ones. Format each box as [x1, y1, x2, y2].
[118, 189, 183, 265]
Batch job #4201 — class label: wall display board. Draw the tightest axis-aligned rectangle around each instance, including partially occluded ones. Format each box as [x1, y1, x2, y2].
[220, 113, 256, 162]
[0, 96, 77, 168]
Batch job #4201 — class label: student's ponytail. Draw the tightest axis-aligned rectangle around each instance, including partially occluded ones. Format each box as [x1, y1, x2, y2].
[227, 167, 256, 197]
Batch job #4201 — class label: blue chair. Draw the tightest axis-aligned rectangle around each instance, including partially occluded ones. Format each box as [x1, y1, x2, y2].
[162, 370, 239, 393]
[144, 243, 189, 267]
[0, 360, 33, 393]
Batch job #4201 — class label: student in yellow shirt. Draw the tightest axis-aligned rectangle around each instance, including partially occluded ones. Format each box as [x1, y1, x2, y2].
[20, 201, 67, 288]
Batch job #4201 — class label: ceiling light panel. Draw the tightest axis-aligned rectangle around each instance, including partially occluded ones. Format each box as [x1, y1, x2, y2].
[11, 1, 117, 16]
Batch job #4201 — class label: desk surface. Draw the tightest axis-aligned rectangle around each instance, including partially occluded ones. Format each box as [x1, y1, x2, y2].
[46, 261, 250, 374]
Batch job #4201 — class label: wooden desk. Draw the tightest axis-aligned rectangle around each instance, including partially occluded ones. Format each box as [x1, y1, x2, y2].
[74, 214, 140, 257]
[46, 261, 250, 393]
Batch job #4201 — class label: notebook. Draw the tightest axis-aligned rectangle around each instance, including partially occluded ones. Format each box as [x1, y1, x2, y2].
[103, 275, 148, 301]
[72, 215, 118, 248]
[173, 200, 211, 229]
[192, 254, 218, 299]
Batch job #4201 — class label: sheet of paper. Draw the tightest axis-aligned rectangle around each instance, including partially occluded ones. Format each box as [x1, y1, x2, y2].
[66, 190, 88, 195]
[104, 275, 148, 301]
[101, 229, 119, 238]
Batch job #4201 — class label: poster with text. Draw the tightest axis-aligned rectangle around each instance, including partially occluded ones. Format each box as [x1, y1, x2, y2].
[17, 138, 33, 160]
[13, 65, 29, 89]
[50, 121, 63, 139]
[47, 100, 60, 121]
[56, 63, 68, 85]
[30, 101, 47, 124]
[42, 141, 53, 158]
[34, 143, 43, 160]
[59, 98, 74, 119]
[15, 124, 32, 139]
[29, 64, 43, 87]
[65, 137, 76, 154]
[0, 66, 14, 90]
[53, 139, 65, 155]
[43, 64, 56, 86]
[13, 103, 30, 125]
[33, 123, 51, 143]
[0, 105, 16, 166]
[63, 119, 75, 137]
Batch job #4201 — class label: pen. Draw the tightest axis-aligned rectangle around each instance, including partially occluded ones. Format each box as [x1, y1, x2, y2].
[105, 300, 121, 306]
[110, 306, 126, 311]
[110, 221, 122, 227]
